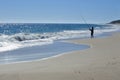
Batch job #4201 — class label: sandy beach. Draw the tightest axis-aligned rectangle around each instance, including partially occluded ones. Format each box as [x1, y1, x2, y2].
[0, 32, 120, 80]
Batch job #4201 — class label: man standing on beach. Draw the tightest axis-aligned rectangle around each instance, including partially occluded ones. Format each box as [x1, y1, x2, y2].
[89, 27, 94, 38]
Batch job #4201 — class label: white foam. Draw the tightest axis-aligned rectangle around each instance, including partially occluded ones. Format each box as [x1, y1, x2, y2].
[0, 33, 53, 52]
[95, 25, 120, 35]
[0, 42, 22, 52]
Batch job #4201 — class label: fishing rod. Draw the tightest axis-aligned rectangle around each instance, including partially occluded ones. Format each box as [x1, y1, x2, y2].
[80, 14, 91, 29]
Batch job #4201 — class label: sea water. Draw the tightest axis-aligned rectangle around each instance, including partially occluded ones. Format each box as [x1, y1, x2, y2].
[0, 23, 119, 64]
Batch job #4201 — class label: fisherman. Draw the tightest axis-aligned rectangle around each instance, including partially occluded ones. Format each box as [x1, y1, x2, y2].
[89, 27, 94, 38]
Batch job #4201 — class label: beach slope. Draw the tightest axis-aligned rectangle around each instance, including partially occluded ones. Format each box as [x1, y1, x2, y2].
[0, 33, 120, 80]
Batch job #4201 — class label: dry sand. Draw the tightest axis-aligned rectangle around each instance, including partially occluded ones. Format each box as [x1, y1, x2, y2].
[0, 32, 120, 80]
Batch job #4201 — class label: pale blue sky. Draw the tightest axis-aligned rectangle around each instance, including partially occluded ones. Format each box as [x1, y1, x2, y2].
[0, 0, 119, 23]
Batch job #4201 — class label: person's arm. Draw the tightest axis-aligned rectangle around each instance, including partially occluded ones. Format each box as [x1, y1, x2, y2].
[89, 28, 91, 31]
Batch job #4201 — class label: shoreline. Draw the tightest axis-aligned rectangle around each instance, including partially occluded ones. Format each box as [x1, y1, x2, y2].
[0, 31, 120, 80]
[0, 24, 118, 65]
[0, 29, 115, 65]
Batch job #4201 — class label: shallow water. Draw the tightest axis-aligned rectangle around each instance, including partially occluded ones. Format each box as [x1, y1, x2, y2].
[0, 41, 89, 64]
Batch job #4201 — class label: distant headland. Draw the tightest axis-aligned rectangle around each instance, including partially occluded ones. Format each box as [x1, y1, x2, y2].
[109, 20, 120, 24]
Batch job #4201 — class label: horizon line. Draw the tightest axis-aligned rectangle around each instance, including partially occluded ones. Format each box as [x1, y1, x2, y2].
[0, 22, 105, 24]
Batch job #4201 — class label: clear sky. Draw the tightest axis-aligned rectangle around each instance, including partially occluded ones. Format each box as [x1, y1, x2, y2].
[0, 0, 119, 23]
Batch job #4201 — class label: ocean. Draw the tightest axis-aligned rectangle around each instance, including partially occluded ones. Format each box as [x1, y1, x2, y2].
[0, 23, 119, 64]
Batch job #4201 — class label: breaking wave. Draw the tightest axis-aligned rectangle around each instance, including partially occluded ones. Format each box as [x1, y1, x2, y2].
[0, 24, 119, 52]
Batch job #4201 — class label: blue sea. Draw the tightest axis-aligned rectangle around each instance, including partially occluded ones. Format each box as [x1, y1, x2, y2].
[0, 23, 119, 64]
